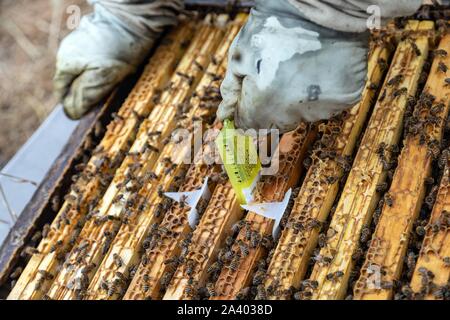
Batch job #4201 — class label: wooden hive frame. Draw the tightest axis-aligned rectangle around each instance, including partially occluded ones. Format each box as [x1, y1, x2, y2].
[89, 15, 245, 299]
[305, 21, 433, 300]
[354, 32, 450, 300]
[120, 15, 246, 299]
[210, 123, 317, 300]
[122, 146, 218, 300]
[46, 142, 190, 300]
[262, 37, 393, 300]
[410, 154, 450, 299]
[162, 180, 242, 300]
[4, 6, 449, 300]
[42, 16, 227, 300]
[6, 23, 196, 300]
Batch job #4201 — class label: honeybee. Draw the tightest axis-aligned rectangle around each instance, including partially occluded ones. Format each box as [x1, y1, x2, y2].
[207, 261, 221, 275]
[376, 182, 388, 193]
[160, 272, 172, 291]
[49, 240, 63, 253]
[250, 232, 261, 249]
[393, 87, 408, 98]
[176, 72, 194, 85]
[336, 155, 351, 172]
[193, 60, 204, 71]
[326, 175, 339, 185]
[255, 285, 267, 300]
[411, 42, 421, 56]
[368, 83, 378, 91]
[229, 254, 240, 271]
[37, 270, 54, 280]
[387, 75, 403, 87]
[438, 149, 448, 169]
[179, 195, 188, 209]
[184, 284, 195, 298]
[438, 61, 448, 73]
[145, 143, 160, 154]
[185, 260, 195, 276]
[237, 240, 249, 257]
[252, 270, 265, 286]
[360, 225, 371, 243]
[384, 193, 394, 207]
[112, 193, 124, 204]
[261, 235, 274, 250]
[206, 282, 216, 297]
[222, 250, 234, 263]
[434, 49, 448, 57]
[113, 253, 123, 268]
[141, 281, 150, 294]
[31, 230, 42, 243]
[231, 220, 246, 234]
[443, 256, 450, 267]
[235, 287, 250, 300]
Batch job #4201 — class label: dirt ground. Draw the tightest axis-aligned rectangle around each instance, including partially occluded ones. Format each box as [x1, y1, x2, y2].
[0, 0, 89, 167]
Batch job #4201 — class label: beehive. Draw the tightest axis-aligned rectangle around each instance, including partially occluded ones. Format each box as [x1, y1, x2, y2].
[2, 13, 450, 300]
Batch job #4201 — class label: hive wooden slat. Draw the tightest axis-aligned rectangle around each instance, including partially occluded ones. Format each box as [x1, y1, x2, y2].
[211, 124, 317, 300]
[263, 38, 392, 299]
[354, 33, 450, 300]
[307, 21, 433, 300]
[162, 181, 242, 300]
[7, 23, 196, 300]
[410, 157, 450, 299]
[122, 155, 218, 300]
[162, 16, 251, 301]
[92, 16, 247, 300]
[47, 144, 189, 300]
[41, 18, 227, 300]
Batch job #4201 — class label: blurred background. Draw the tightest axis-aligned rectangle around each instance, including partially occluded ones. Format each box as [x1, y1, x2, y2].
[0, 0, 89, 167]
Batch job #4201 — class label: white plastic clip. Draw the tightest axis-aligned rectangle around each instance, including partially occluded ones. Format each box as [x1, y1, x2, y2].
[241, 188, 292, 238]
[164, 178, 211, 229]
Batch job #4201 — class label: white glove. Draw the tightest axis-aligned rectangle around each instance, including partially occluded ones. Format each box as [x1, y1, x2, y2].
[54, 0, 182, 119]
[217, 0, 421, 132]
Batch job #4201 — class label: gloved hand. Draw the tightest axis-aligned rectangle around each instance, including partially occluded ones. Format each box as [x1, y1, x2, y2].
[217, 0, 421, 132]
[54, 0, 182, 120]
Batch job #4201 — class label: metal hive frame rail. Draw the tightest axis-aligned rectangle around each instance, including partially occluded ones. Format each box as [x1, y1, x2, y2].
[354, 32, 450, 300]
[307, 21, 433, 300]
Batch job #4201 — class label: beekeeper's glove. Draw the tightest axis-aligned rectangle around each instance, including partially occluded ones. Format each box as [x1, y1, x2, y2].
[54, 0, 182, 120]
[217, 0, 422, 132]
